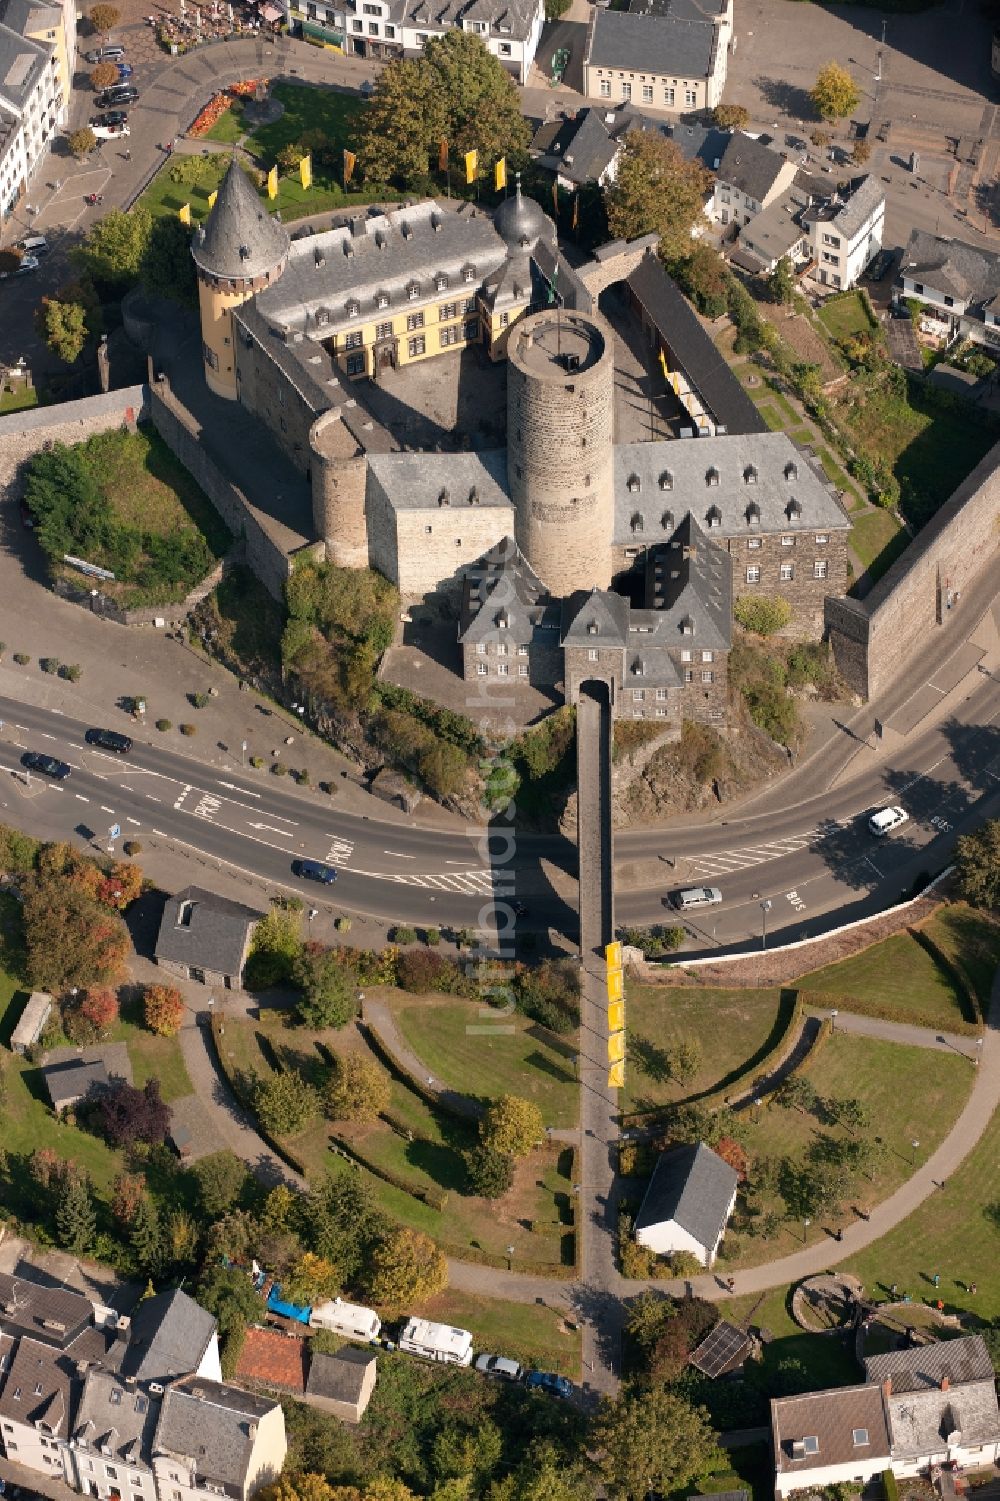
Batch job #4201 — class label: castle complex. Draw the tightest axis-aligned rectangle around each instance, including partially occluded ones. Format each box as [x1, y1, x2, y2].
[190, 160, 852, 728]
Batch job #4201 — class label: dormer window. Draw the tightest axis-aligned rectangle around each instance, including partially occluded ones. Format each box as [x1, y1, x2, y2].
[784, 460, 798, 481]
[786, 498, 802, 522]
[462, 263, 476, 282]
[346, 299, 360, 318]
[627, 473, 641, 493]
[587, 622, 599, 635]
[706, 467, 720, 487]
[406, 281, 419, 301]
[315, 309, 329, 327]
[375, 291, 390, 309]
[468, 487, 479, 505]
[706, 504, 722, 528]
[659, 470, 672, 491]
[436, 274, 448, 291]
[632, 660, 644, 676]
[438, 488, 449, 506]
[631, 512, 643, 533]
[744, 464, 758, 484]
[681, 616, 694, 636]
[661, 510, 673, 530]
[746, 501, 761, 525]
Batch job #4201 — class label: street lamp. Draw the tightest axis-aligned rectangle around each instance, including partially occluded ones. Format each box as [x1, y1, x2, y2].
[831, 1008, 839, 1034]
[506, 1243, 515, 1272]
[910, 1138, 919, 1164]
[760, 898, 773, 950]
[802, 1217, 811, 1242]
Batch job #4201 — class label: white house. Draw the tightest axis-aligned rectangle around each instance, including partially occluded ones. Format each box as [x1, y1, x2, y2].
[151, 1379, 286, 1501]
[801, 173, 885, 290]
[634, 1141, 738, 1266]
[711, 132, 797, 229]
[582, 0, 731, 113]
[772, 1384, 892, 1498]
[0, 16, 64, 223]
[897, 229, 1000, 352]
[70, 1369, 161, 1501]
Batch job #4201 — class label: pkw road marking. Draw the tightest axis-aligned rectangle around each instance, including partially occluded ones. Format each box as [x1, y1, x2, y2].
[326, 838, 354, 866]
[786, 889, 806, 911]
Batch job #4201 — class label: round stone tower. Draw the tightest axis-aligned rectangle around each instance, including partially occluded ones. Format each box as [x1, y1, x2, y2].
[506, 309, 615, 598]
[190, 159, 290, 400]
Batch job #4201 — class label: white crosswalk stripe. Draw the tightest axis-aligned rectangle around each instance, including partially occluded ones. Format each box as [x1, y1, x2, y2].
[353, 867, 498, 893]
[685, 825, 838, 879]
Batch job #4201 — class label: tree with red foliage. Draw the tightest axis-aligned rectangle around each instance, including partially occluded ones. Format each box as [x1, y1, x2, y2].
[23, 873, 129, 993]
[80, 987, 119, 1036]
[143, 984, 185, 1037]
[111, 1171, 147, 1226]
[97, 1078, 171, 1148]
[714, 1136, 749, 1181]
[97, 861, 142, 910]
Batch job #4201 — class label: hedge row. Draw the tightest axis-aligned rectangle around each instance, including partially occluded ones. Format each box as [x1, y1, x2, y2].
[327, 1129, 449, 1211]
[209, 1014, 309, 1178]
[359, 1019, 477, 1122]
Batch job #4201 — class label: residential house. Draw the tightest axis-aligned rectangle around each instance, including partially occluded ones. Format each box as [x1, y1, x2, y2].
[865, 1334, 1000, 1478]
[801, 174, 885, 290]
[530, 102, 728, 191]
[633, 1141, 738, 1264]
[897, 229, 1000, 352]
[711, 132, 797, 229]
[121, 1289, 222, 1386]
[154, 886, 264, 989]
[150, 1378, 286, 1501]
[1, 0, 73, 124]
[305, 1349, 377, 1425]
[582, 0, 729, 113]
[459, 536, 562, 693]
[70, 1369, 161, 1501]
[0, 1335, 83, 1484]
[0, 1272, 98, 1349]
[9, 990, 52, 1054]
[0, 11, 65, 222]
[42, 1057, 112, 1115]
[771, 1384, 892, 1497]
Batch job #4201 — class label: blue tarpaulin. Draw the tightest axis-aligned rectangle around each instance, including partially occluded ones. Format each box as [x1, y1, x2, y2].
[266, 1285, 311, 1324]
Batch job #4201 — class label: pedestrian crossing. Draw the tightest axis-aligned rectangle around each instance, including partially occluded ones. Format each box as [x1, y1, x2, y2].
[355, 867, 499, 895]
[683, 823, 839, 880]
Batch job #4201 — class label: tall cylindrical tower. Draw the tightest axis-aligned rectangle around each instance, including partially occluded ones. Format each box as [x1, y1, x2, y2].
[506, 309, 615, 598]
[190, 160, 290, 400]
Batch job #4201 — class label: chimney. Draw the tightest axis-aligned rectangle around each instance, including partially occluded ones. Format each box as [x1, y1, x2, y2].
[941, 1377, 949, 1391]
[883, 1379, 892, 1399]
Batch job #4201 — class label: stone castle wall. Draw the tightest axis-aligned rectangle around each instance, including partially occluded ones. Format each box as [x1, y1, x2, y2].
[234, 320, 318, 480]
[0, 388, 149, 504]
[826, 439, 1000, 699]
[309, 410, 370, 568]
[577, 233, 659, 301]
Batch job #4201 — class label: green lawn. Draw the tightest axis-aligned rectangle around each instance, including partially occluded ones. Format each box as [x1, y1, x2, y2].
[204, 101, 247, 144]
[849, 506, 909, 584]
[390, 993, 578, 1129]
[419, 1289, 581, 1374]
[248, 82, 364, 160]
[718, 1033, 972, 1269]
[754, 402, 784, 432]
[814, 446, 865, 510]
[622, 985, 787, 1114]
[818, 293, 876, 343]
[82, 426, 231, 556]
[921, 905, 1000, 1019]
[0, 385, 39, 414]
[796, 924, 978, 1031]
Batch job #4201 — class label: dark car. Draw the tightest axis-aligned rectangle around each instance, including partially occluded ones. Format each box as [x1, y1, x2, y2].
[98, 85, 138, 106]
[22, 751, 72, 780]
[293, 858, 338, 885]
[93, 109, 128, 127]
[18, 499, 34, 528]
[866, 248, 894, 282]
[86, 727, 133, 754]
[524, 1371, 572, 1400]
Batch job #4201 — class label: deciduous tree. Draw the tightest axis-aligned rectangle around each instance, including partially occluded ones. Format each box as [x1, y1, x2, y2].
[34, 299, 88, 364]
[144, 983, 185, 1036]
[112, 1171, 147, 1226]
[769, 256, 796, 305]
[356, 57, 446, 185]
[73, 205, 153, 288]
[605, 131, 710, 262]
[191, 1150, 250, 1215]
[811, 61, 860, 121]
[712, 103, 749, 129]
[91, 61, 119, 91]
[367, 1227, 448, 1308]
[80, 987, 119, 1036]
[283, 1252, 340, 1305]
[591, 1387, 722, 1501]
[259, 1476, 341, 1501]
[67, 126, 97, 159]
[480, 1095, 544, 1158]
[463, 1143, 514, 1198]
[293, 947, 357, 1029]
[247, 1068, 319, 1138]
[955, 818, 1000, 910]
[97, 1078, 171, 1149]
[89, 4, 120, 34]
[323, 1054, 390, 1123]
[299, 1174, 389, 1286]
[22, 874, 129, 992]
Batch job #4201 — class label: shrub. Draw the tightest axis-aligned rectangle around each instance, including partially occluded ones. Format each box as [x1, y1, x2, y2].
[272, 761, 288, 776]
[179, 723, 196, 736]
[249, 755, 264, 769]
[40, 657, 60, 674]
[392, 924, 417, 945]
[425, 927, 441, 946]
[713, 102, 749, 129]
[155, 718, 171, 732]
[190, 692, 210, 709]
[123, 840, 141, 857]
[247, 1067, 319, 1137]
[396, 947, 463, 994]
[335, 915, 352, 933]
[514, 958, 580, 1033]
[59, 664, 82, 682]
[296, 768, 310, 785]
[734, 596, 793, 636]
[12, 653, 29, 665]
[144, 983, 185, 1037]
[619, 924, 685, 958]
[464, 1143, 514, 1198]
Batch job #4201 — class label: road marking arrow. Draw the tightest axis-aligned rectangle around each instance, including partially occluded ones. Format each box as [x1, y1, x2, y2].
[249, 822, 293, 836]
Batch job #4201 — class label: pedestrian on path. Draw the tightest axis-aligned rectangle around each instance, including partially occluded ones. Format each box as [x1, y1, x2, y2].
[890, 1283, 898, 1297]
[970, 1282, 977, 1295]
[933, 1273, 940, 1288]
[727, 1277, 736, 1293]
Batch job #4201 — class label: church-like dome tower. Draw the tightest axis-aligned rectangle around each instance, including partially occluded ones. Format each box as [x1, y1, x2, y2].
[191, 159, 290, 400]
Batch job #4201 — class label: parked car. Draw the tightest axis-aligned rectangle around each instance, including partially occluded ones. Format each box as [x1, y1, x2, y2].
[474, 1354, 523, 1382]
[92, 122, 129, 139]
[85, 727, 133, 754]
[670, 885, 723, 912]
[92, 110, 128, 127]
[524, 1371, 572, 1399]
[97, 85, 138, 106]
[18, 234, 48, 255]
[21, 751, 72, 780]
[115, 62, 134, 77]
[868, 805, 908, 837]
[866, 248, 894, 281]
[292, 858, 338, 884]
[85, 43, 125, 62]
[0, 255, 39, 279]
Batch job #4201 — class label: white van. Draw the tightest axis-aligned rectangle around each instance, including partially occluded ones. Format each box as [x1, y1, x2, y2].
[309, 1298, 381, 1342]
[868, 805, 908, 837]
[19, 235, 48, 256]
[672, 885, 723, 911]
[398, 1317, 473, 1366]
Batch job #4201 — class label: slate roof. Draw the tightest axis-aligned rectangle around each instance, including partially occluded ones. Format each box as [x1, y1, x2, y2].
[634, 1141, 738, 1250]
[494, 182, 556, 255]
[0, 1335, 77, 1436]
[772, 1384, 891, 1474]
[306, 1347, 377, 1404]
[626, 255, 768, 435]
[864, 1334, 996, 1393]
[459, 536, 560, 645]
[42, 1056, 110, 1112]
[74, 1369, 161, 1465]
[402, 0, 539, 43]
[191, 159, 290, 283]
[585, 7, 717, 78]
[368, 447, 511, 513]
[533, 107, 622, 185]
[627, 0, 728, 18]
[253, 200, 508, 340]
[561, 587, 631, 648]
[642, 514, 732, 649]
[153, 1378, 277, 1491]
[886, 1381, 1000, 1458]
[739, 185, 811, 266]
[716, 131, 790, 201]
[234, 1327, 307, 1393]
[612, 433, 847, 541]
[0, 20, 48, 111]
[121, 1289, 217, 1384]
[0, 1273, 93, 1348]
[899, 228, 1000, 317]
[155, 885, 264, 979]
[802, 173, 885, 244]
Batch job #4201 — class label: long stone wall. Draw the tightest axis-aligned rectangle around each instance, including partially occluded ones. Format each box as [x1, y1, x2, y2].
[826, 439, 1000, 699]
[0, 388, 149, 504]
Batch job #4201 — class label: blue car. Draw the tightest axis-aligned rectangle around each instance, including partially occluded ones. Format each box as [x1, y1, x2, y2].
[293, 858, 338, 885]
[524, 1371, 572, 1400]
[116, 62, 133, 77]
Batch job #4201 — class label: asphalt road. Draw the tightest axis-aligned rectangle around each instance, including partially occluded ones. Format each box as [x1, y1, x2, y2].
[1, 670, 997, 947]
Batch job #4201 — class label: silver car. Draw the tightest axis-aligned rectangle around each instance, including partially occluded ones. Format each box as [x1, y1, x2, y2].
[474, 1353, 523, 1382]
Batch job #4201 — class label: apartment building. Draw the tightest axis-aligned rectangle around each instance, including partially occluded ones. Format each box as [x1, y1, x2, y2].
[897, 228, 1000, 350]
[582, 0, 730, 112]
[0, 5, 66, 222]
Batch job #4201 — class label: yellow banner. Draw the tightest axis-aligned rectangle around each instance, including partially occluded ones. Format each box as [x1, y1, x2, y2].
[494, 156, 506, 191]
[464, 149, 478, 184]
[299, 153, 312, 190]
[178, 202, 191, 225]
[605, 941, 622, 970]
[439, 138, 448, 172]
[207, 189, 218, 208]
[608, 1031, 625, 1064]
[607, 970, 623, 1001]
[267, 164, 278, 200]
[608, 999, 625, 1031]
[343, 148, 356, 184]
[659, 348, 669, 378]
[607, 1060, 625, 1090]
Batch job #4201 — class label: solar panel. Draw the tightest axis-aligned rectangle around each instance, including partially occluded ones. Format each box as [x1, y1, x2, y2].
[689, 1321, 751, 1378]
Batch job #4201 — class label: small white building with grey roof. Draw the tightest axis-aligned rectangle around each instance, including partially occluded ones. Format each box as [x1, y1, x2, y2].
[634, 1141, 738, 1265]
[151, 1378, 286, 1501]
[155, 886, 264, 990]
